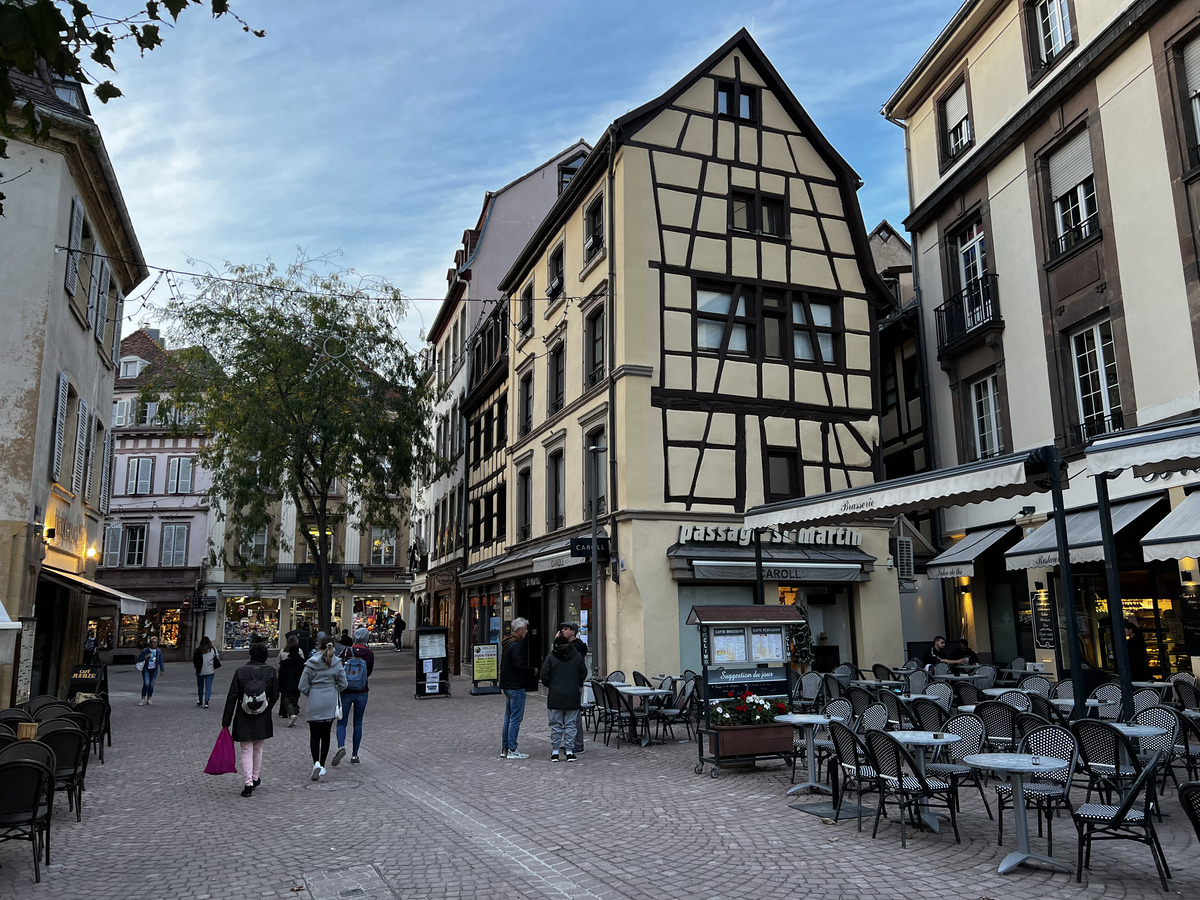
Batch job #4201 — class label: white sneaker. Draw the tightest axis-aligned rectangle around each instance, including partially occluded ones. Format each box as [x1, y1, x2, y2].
[319, 766, 327, 776]
[506, 750, 529, 759]
[147, 698, 153, 706]
[311, 762, 321, 781]
[289, 714, 297, 727]
[139, 698, 147, 706]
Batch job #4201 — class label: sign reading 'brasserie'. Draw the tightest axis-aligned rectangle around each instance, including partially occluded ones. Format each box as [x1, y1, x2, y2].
[678, 524, 863, 547]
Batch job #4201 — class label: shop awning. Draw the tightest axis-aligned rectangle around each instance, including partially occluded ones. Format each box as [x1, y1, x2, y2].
[1141, 490, 1200, 562]
[744, 450, 1052, 530]
[926, 525, 1017, 579]
[686, 605, 810, 626]
[1085, 417, 1200, 478]
[42, 566, 148, 615]
[1004, 497, 1160, 570]
[667, 541, 874, 583]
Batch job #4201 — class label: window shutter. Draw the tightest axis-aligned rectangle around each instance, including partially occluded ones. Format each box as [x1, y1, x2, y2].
[110, 291, 124, 363]
[51, 373, 69, 481]
[180, 457, 193, 493]
[943, 84, 967, 130]
[103, 524, 122, 567]
[137, 458, 152, 495]
[86, 247, 102, 331]
[1183, 38, 1200, 97]
[168, 458, 179, 494]
[161, 526, 175, 566]
[896, 536, 915, 579]
[64, 198, 83, 295]
[100, 431, 112, 514]
[72, 398, 89, 494]
[1048, 131, 1093, 199]
[84, 412, 98, 502]
[94, 262, 110, 343]
[126, 457, 137, 494]
[112, 398, 127, 426]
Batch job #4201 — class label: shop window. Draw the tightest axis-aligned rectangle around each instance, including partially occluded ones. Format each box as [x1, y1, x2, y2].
[160, 523, 188, 567]
[124, 524, 147, 567]
[969, 374, 1003, 460]
[118, 608, 181, 648]
[370, 527, 396, 566]
[1070, 319, 1124, 443]
[222, 597, 280, 650]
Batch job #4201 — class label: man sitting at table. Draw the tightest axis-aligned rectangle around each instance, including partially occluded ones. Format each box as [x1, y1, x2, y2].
[923, 635, 967, 667]
[956, 639, 980, 665]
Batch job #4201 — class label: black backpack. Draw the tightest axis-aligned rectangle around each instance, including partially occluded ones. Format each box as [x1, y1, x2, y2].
[240, 672, 270, 715]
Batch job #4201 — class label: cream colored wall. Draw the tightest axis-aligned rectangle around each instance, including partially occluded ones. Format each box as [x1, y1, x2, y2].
[851, 526, 904, 667]
[1098, 34, 1200, 422]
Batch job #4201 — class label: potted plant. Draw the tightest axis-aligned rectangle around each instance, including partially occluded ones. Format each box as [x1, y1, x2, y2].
[707, 690, 793, 757]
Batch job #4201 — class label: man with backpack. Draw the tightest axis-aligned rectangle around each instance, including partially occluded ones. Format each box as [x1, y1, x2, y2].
[221, 642, 280, 797]
[333, 627, 375, 765]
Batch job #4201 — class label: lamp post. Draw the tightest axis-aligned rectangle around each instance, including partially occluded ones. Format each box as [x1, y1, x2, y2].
[345, 570, 356, 630]
[588, 444, 607, 674]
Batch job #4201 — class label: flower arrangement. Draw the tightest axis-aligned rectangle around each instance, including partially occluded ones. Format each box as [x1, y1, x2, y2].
[709, 690, 789, 726]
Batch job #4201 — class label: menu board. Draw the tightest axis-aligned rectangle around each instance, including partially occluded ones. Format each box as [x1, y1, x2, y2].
[418, 632, 447, 660]
[712, 627, 747, 663]
[1181, 586, 1200, 655]
[750, 627, 784, 662]
[1031, 591, 1057, 650]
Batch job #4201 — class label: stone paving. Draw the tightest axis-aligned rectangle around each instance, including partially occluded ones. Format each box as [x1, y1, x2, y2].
[1, 650, 1198, 898]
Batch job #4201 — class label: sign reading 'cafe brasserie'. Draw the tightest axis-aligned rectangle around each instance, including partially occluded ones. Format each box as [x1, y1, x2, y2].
[677, 524, 863, 547]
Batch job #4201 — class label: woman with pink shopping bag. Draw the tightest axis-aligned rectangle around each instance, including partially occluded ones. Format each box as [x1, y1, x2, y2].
[205, 727, 237, 775]
[220, 642, 279, 797]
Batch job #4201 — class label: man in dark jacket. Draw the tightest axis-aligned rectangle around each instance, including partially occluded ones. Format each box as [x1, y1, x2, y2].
[558, 622, 588, 754]
[221, 642, 280, 797]
[499, 618, 538, 759]
[541, 635, 588, 761]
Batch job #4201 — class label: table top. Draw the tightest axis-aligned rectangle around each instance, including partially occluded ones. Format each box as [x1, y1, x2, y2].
[1050, 697, 1112, 707]
[889, 730, 962, 747]
[1110, 723, 1166, 738]
[1131, 681, 1173, 690]
[897, 693, 937, 702]
[852, 679, 903, 687]
[775, 713, 831, 726]
[934, 674, 975, 680]
[983, 687, 1032, 697]
[962, 752, 1070, 774]
[1183, 709, 1200, 720]
[616, 686, 672, 697]
[957, 705, 977, 713]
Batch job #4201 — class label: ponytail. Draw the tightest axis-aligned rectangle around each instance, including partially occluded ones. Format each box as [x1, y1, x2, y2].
[320, 638, 336, 668]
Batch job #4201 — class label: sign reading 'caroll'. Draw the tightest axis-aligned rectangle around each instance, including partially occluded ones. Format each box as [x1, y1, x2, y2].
[678, 524, 863, 547]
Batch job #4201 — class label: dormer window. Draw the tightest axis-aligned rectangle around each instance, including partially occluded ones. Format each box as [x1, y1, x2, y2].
[119, 357, 147, 379]
[53, 81, 85, 110]
[558, 153, 586, 194]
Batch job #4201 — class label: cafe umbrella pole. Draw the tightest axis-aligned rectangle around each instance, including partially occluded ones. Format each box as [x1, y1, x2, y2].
[1095, 471, 1136, 720]
[1040, 445, 1087, 719]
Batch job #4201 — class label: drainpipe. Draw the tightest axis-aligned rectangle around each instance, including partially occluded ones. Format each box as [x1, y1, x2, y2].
[606, 126, 620, 588]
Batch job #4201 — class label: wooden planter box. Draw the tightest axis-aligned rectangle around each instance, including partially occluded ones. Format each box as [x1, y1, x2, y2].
[707, 723, 794, 757]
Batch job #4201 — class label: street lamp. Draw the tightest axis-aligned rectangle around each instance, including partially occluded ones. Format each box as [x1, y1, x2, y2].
[587, 444, 607, 673]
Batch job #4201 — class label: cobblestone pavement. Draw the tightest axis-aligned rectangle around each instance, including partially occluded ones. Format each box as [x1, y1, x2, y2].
[2, 651, 1197, 898]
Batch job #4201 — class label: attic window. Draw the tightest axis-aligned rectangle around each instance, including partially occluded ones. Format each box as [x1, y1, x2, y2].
[53, 82, 83, 110]
[558, 154, 585, 194]
[717, 80, 757, 121]
[119, 357, 147, 379]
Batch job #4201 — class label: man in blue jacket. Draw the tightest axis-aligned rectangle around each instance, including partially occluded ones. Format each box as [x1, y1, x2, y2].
[499, 618, 538, 759]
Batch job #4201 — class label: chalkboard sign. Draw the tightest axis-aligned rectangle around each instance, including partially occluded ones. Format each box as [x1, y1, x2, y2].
[1031, 591, 1057, 650]
[1181, 586, 1200, 655]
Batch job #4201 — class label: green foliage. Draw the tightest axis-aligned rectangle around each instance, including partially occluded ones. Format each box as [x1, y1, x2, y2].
[788, 614, 814, 666]
[147, 254, 439, 631]
[0, 0, 263, 213]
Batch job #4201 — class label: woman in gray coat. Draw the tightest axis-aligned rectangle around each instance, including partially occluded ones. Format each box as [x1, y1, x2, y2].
[299, 637, 348, 781]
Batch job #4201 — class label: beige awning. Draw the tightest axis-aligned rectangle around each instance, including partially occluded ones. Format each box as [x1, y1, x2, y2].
[1004, 497, 1160, 570]
[926, 525, 1017, 579]
[1086, 418, 1200, 478]
[42, 566, 148, 615]
[1142, 491, 1200, 562]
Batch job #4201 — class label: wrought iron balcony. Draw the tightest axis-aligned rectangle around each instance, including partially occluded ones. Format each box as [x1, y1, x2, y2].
[271, 563, 364, 585]
[1069, 410, 1125, 453]
[1051, 213, 1100, 260]
[934, 274, 1001, 355]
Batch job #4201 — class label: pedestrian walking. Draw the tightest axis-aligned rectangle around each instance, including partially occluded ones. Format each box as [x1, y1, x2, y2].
[82, 630, 99, 664]
[499, 618, 538, 759]
[393, 616, 407, 651]
[557, 622, 588, 753]
[136, 636, 165, 706]
[221, 642, 280, 797]
[338, 628, 353, 647]
[192, 635, 220, 708]
[310, 631, 327, 658]
[299, 637, 348, 781]
[277, 637, 306, 727]
[541, 634, 588, 761]
[297, 620, 313, 657]
[333, 627, 375, 765]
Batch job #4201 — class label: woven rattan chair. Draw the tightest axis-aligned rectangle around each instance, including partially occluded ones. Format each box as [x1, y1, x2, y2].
[822, 672, 846, 706]
[605, 671, 626, 683]
[1072, 719, 1139, 803]
[23, 696, 60, 715]
[905, 670, 930, 696]
[879, 690, 905, 729]
[1016, 674, 1051, 698]
[1053, 678, 1075, 700]
[926, 682, 953, 712]
[38, 728, 88, 823]
[1000, 657, 1026, 686]
[832, 663, 856, 688]
[829, 721, 877, 832]
[1132, 689, 1160, 714]
[791, 671, 823, 712]
[1175, 680, 1200, 711]
[1131, 706, 1181, 792]
[1090, 683, 1123, 721]
[953, 682, 984, 707]
[872, 663, 895, 682]
[976, 701, 1019, 752]
[926, 712, 992, 819]
[813, 699, 853, 781]
[1015, 712, 1052, 741]
[0, 760, 54, 883]
[1073, 752, 1169, 890]
[971, 664, 998, 690]
[30, 703, 73, 723]
[845, 685, 875, 720]
[932, 662, 950, 676]
[1180, 781, 1200, 842]
[856, 702, 889, 734]
[0, 708, 32, 727]
[996, 690, 1032, 712]
[864, 730, 961, 848]
[909, 697, 947, 732]
[996, 725, 1077, 856]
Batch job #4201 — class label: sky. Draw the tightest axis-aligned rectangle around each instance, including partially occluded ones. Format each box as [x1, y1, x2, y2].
[84, 0, 957, 348]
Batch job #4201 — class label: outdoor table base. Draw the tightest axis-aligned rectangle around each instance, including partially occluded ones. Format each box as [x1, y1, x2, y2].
[889, 730, 960, 834]
[776, 714, 832, 796]
[963, 753, 1071, 875]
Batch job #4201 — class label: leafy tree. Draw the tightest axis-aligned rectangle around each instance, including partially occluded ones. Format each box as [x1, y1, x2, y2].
[1, 0, 262, 212]
[150, 254, 439, 635]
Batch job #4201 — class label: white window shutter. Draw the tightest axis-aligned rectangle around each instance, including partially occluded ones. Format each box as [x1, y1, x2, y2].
[94, 262, 110, 344]
[64, 198, 83, 295]
[112, 398, 127, 426]
[896, 537, 915, 579]
[51, 373, 69, 481]
[943, 84, 967, 131]
[180, 458, 193, 493]
[103, 524, 122, 567]
[84, 412, 98, 502]
[72, 398, 89, 494]
[1185, 38, 1200, 97]
[110, 291, 124, 363]
[137, 458, 152, 495]
[86, 248, 101, 330]
[168, 458, 179, 494]
[161, 526, 174, 566]
[126, 457, 138, 494]
[1048, 131, 1093, 199]
[99, 432, 113, 514]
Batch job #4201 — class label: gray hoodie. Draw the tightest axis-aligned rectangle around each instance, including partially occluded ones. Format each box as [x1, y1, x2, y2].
[298, 654, 348, 722]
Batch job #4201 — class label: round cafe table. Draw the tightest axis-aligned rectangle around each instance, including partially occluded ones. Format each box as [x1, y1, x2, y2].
[775, 713, 832, 796]
[963, 753, 1072, 874]
[887, 730, 961, 833]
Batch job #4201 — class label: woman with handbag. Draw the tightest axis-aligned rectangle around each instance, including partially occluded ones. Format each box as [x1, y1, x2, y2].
[193, 635, 221, 708]
[221, 642, 280, 797]
[136, 636, 165, 706]
[298, 637, 347, 781]
[277, 637, 306, 727]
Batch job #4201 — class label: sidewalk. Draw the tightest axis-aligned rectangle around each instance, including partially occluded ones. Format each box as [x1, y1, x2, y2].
[1, 649, 1197, 898]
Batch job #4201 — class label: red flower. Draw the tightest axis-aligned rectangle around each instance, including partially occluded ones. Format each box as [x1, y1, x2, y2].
[736, 705, 747, 712]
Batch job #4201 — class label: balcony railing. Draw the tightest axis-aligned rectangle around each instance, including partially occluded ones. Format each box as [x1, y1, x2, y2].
[271, 563, 364, 585]
[517, 524, 531, 542]
[1051, 213, 1100, 259]
[1070, 410, 1125, 452]
[934, 274, 1001, 353]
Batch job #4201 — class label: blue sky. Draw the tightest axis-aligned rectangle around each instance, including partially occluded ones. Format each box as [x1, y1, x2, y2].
[89, 0, 955, 347]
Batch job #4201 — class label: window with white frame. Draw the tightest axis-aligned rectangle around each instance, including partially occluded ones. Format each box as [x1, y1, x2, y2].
[112, 397, 129, 426]
[547, 449, 565, 531]
[240, 528, 268, 564]
[970, 375, 1004, 460]
[135, 400, 159, 426]
[370, 527, 397, 566]
[126, 457, 153, 495]
[102, 524, 122, 567]
[958, 221, 989, 327]
[124, 524, 147, 567]
[941, 81, 971, 159]
[119, 358, 146, 379]
[584, 195, 604, 263]
[1047, 131, 1097, 258]
[1181, 37, 1200, 166]
[167, 457, 194, 494]
[1031, 0, 1072, 66]
[160, 523, 188, 567]
[1071, 319, 1124, 440]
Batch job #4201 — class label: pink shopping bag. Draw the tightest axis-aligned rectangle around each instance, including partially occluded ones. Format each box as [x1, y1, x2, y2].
[204, 726, 237, 775]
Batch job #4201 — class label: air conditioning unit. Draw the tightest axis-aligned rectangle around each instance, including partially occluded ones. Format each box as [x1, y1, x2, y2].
[895, 537, 914, 579]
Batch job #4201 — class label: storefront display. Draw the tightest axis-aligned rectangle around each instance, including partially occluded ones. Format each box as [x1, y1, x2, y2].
[118, 609, 181, 647]
[222, 596, 280, 649]
[87, 617, 115, 652]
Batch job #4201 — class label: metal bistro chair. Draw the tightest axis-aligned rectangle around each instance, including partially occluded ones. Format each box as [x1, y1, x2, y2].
[0, 760, 54, 884]
[1000, 657, 1027, 686]
[953, 681, 984, 708]
[1178, 714, 1200, 781]
[829, 721, 878, 832]
[1090, 683, 1123, 721]
[0, 708, 33, 727]
[1175, 680, 1200, 711]
[904, 670, 930, 696]
[996, 725, 1077, 856]
[845, 685, 875, 721]
[1072, 719, 1140, 803]
[864, 729, 961, 849]
[1180, 781, 1200, 842]
[589, 681, 611, 741]
[39, 727, 89, 822]
[1015, 712, 1052, 741]
[996, 690, 1032, 712]
[1131, 706, 1182, 793]
[909, 697, 947, 732]
[856, 702, 890, 734]
[1027, 692, 1064, 726]
[1073, 752, 1170, 891]
[925, 682, 953, 713]
[1053, 678, 1075, 701]
[931, 662, 950, 676]
[879, 690, 906, 730]
[0, 740, 55, 769]
[833, 663, 857, 687]
[971, 663, 998, 690]
[605, 671, 626, 683]
[872, 663, 896, 682]
[812, 699, 853, 781]
[821, 672, 846, 707]
[632, 671, 654, 688]
[31, 702, 74, 723]
[657, 678, 696, 742]
[1132, 689, 1160, 715]
[791, 671, 823, 713]
[926, 712, 992, 819]
[976, 701, 1020, 753]
[23, 696, 61, 716]
[1016, 674, 1052, 698]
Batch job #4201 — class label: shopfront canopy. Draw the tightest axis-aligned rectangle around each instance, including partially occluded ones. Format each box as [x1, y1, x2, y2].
[1086, 417, 1200, 478]
[744, 450, 1053, 530]
[925, 525, 1017, 579]
[1004, 497, 1160, 570]
[1141, 490, 1200, 562]
[43, 566, 148, 615]
[667, 541, 874, 583]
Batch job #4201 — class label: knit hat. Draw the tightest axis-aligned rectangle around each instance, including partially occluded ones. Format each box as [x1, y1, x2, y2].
[249, 643, 269, 662]
[354, 627, 370, 642]
[554, 635, 569, 647]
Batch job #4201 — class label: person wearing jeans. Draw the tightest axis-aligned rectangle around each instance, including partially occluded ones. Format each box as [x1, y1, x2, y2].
[193, 635, 219, 708]
[136, 636, 165, 706]
[498, 618, 538, 759]
[333, 630, 374, 765]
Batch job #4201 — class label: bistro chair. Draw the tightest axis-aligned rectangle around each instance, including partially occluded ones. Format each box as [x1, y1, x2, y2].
[0, 733, 15, 751]
[0, 708, 32, 727]
[832, 663, 856, 687]
[579, 684, 597, 735]
[864, 729, 961, 849]
[1015, 712, 1052, 741]
[657, 677, 696, 742]
[1000, 657, 1027, 686]
[856, 702, 889, 734]
[0, 740, 55, 770]
[821, 673, 846, 707]
[996, 690, 1032, 712]
[953, 682, 984, 708]
[632, 671, 654, 688]
[1170, 671, 1196, 685]
[970, 663, 997, 690]
[926, 712, 992, 818]
[31, 702, 74, 723]
[1090, 683, 1123, 720]
[1028, 692, 1064, 725]
[1053, 678, 1075, 700]
[872, 663, 896, 682]
[1016, 674, 1052, 698]
[925, 682, 953, 712]
[829, 721, 878, 832]
[812, 699, 853, 780]
[932, 661, 950, 676]
[39, 727, 88, 822]
[1073, 753, 1169, 891]
[909, 698, 947, 732]
[1177, 715, 1200, 781]
[791, 671, 823, 713]
[601, 683, 639, 748]
[998, 725, 1077, 857]
[1175, 680, 1200, 711]
[879, 690, 906, 729]
[0, 760, 55, 883]
[1131, 706, 1182, 792]
[605, 671, 626, 683]
[1180, 781, 1200, 842]
[23, 696, 61, 716]
[845, 685, 875, 720]
[976, 701, 1020, 752]
[36, 718, 85, 739]
[1132, 689, 1160, 715]
[904, 670, 930, 696]
[1072, 719, 1140, 803]
[899, 658, 923, 672]
[589, 680, 611, 741]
